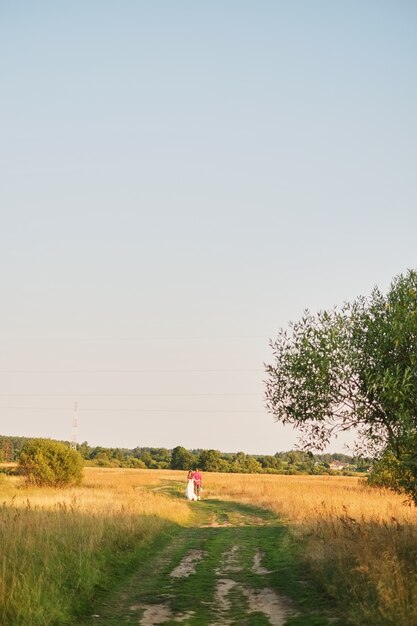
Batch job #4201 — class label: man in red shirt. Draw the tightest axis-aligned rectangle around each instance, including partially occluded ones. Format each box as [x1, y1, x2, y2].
[193, 467, 203, 500]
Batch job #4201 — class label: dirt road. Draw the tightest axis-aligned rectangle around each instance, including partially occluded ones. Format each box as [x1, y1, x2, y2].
[82, 493, 338, 626]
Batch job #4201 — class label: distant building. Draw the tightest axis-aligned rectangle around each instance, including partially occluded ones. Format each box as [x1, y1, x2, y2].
[329, 461, 350, 471]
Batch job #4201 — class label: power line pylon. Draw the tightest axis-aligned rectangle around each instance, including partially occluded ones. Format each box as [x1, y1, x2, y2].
[71, 402, 78, 449]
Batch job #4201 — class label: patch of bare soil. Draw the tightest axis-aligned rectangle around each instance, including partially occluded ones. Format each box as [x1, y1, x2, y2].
[244, 587, 291, 626]
[209, 546, 291, 625]
[215, 544, 241, 574]
[251, 515, 270, 525]
[201, 514, 232, 528]
[130, 548, 205, 624]
[210, 578, 291, 626]
[252, 548, 272, 574]
[210, 578, 236, 625]
[170, 549, 206, 578]
[201, 513, 268, 528]
[130, 603, 194, 625]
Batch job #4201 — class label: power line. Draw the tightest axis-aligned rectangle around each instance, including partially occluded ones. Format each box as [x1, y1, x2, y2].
[0, 335, 267, 342]
[0, 393, 261, 397]
[71, 402, 78, 449]
[0, 368, 263, 374]
[0, 406, 265, 413]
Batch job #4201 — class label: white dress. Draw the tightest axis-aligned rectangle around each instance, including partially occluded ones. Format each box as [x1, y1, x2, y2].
[186, 478, 197, 501]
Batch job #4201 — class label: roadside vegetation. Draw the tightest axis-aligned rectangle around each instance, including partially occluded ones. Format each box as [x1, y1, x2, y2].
[208, 472, 417, 626]
[1, 467, 417, 625]
[18, 438, 83, 487]
[0, 468, 189, 626]
[266, 269, 417, 504]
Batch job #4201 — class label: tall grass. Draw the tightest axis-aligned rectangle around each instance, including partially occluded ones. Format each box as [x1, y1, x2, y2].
[205, 473, 417, 626]
[3, 468, 417, 625]
[0, 467, 189, 626]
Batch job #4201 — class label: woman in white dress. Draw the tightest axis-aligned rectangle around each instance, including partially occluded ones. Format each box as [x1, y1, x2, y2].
[186, 470, 197, 501]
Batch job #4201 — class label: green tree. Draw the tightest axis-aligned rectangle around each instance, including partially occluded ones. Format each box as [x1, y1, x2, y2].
[367, 451, 402, 490]
[126, 457, 146, 469]
[230, 452, 262, 474]
[257, 455, 281, 470]
[76, 441, 90, 459]
[265, 270, 417, 503]
[152, 448, 171, 465]
[140, 452, 154, 468]
[198, 449, 222, 472]
[19, 438, 83, 487]
[171, 446, 196, 470]
[1, 439, 13, 462]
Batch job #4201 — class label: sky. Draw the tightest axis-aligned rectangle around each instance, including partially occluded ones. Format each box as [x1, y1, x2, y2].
[1, 1, 416, 455]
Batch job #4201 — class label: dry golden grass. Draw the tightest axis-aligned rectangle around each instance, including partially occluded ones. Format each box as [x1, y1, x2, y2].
[204, 472, 417, 626]
[1, 467, 189, 522]
[2, 467, 417, 625]
[0, 467, 190, 626]
[203, 472, 417, 524]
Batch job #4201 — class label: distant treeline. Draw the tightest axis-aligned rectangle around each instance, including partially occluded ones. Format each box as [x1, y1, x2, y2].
[0, 435, 369, 475]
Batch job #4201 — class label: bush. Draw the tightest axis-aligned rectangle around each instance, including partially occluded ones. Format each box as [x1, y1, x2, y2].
[19, 438, 83, 487]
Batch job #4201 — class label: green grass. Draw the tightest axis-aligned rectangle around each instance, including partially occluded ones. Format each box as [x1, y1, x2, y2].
[0, 506, 181, 626]
[81, 497, 340, 625]
[1, 477, 343, 625]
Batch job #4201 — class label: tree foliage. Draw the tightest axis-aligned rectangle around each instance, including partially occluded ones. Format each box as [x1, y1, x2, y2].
[265, 270, 417, 502]
[171, 446, 197, 470]
[197, 449, 223, 472]
[3, 434, 364, 476]
[19, 438, 83, 487]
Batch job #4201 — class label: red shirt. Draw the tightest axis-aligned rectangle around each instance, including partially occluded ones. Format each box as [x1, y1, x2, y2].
[193, 471, 202, 485]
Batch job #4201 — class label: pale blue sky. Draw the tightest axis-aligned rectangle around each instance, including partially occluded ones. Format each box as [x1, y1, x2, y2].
[1, 1, 416, 454]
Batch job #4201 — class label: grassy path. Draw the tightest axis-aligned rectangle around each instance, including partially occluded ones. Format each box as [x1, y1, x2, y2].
[81, 486, 339, 626]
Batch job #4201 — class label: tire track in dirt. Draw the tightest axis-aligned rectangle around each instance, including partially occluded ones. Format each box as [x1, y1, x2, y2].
[211, 543, 291, 626]
[131, 515, 293, 625]
[82, 496, 337, 626]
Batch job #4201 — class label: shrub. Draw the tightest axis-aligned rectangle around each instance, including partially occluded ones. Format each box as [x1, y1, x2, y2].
[19, 438, 83, 487]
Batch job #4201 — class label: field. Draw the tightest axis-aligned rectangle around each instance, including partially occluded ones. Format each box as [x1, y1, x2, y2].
[1, 467, 417, 625]
[207, 473, 417, 625]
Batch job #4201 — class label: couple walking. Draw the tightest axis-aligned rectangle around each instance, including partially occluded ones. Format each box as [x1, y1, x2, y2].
[186, 468, 203, 501]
